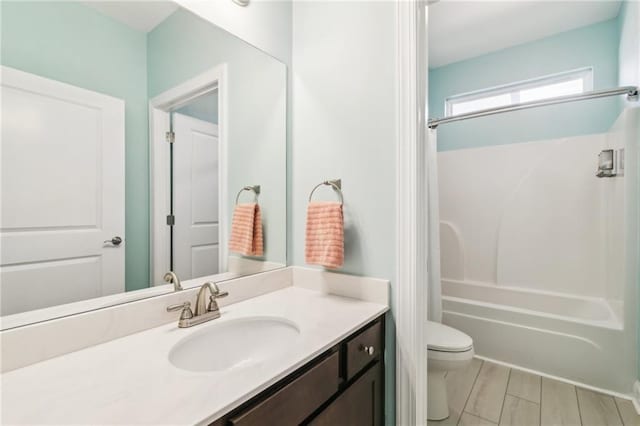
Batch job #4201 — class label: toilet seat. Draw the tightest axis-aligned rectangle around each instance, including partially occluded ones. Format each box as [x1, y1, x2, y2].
[426, 321, 473, 353]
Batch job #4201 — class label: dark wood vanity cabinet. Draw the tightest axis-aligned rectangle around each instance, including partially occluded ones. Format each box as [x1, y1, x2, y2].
[309, 361, 383, 426]
[211, 315, 385, 426]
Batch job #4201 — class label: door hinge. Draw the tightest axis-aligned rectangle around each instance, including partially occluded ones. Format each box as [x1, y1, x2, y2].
[166, 131, 175, 144]
[166, 214, 175, 226]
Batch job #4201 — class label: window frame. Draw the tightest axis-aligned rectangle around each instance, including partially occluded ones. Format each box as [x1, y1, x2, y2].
[444, 67, 594, 117]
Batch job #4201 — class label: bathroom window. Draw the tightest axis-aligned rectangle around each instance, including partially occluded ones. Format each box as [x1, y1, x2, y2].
[445, 68, 594, 117]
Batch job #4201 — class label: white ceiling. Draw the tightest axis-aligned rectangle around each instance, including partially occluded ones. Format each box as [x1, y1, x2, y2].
[428, 0, 622, 68]
[82, 1, 180, 33]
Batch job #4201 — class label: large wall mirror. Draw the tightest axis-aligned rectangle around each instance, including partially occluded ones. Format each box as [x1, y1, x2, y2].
[0, 1, 287, 329]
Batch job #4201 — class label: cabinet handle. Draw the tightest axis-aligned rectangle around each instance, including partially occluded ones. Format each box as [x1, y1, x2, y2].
[360, 345, 375, 356]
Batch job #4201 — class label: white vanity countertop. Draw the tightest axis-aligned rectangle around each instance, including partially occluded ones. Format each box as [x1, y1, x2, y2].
[1, 286, 388, 425]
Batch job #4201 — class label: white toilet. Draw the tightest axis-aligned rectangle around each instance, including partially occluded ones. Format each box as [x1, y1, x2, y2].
[427, 320, 474, 421]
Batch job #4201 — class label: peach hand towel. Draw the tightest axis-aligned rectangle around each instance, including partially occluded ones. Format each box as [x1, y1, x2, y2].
[229, 203, 264, 257]
[305, 201, 344, 269]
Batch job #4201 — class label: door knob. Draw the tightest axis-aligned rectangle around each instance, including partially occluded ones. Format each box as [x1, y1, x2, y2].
[104, 236, 123, 246]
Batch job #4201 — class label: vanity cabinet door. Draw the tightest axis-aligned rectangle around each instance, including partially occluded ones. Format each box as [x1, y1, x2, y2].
[308, 361, 383, 426]
[227, 351, 340, 426]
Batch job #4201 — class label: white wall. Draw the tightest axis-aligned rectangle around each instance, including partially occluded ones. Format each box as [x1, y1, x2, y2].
[438, 132, 625, 302]
[291, 2, 397, 423]
[175, 0, 292, 65]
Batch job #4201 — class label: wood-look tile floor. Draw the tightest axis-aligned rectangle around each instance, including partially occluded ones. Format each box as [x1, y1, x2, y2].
[428, 359, 640, 426]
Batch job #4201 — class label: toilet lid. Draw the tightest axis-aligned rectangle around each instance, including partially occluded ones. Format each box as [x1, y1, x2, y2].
[426, 321, 473, 353]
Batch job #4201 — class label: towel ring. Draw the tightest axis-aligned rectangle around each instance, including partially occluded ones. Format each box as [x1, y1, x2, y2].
[308, 179, 343, 205]
[235, 185, 261, 204]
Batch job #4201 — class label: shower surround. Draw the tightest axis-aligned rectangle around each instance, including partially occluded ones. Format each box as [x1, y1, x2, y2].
[438, 108, 638, 395]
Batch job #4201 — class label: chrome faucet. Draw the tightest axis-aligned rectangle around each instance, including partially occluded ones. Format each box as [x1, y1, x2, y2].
[164, 271, 183, 291]
[166, 282, 228, 328]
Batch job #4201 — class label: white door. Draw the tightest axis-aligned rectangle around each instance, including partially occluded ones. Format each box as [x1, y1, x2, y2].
[0, 66, 125, 316]
[172, 113, 220, 279]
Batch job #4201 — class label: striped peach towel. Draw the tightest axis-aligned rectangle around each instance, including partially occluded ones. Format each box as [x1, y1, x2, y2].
[305, 201, 344, 269]
[229, 203, 264, 257]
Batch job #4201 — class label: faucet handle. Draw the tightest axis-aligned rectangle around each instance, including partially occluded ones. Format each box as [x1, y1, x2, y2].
[166, 301, 194, 320]
[204, 283, 228, 313]
[209, 282, 228, 298]
[207, 295, 222, 313]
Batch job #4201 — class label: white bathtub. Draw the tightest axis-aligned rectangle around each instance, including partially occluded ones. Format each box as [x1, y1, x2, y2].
[441, 279, 636, 394]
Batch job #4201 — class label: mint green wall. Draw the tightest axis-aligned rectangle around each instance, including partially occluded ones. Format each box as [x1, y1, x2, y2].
[175, 92, 219, 124]
[429, 19, 620, 152]
[148, 9, 287, 264]
[1, 1, 150, 291]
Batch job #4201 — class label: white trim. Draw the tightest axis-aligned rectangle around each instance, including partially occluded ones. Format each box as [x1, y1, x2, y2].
[634, 380, 640, 414]
[149, 64, 229, 285]
[149, 108, 171, 284]
[396, 1, 428, 424]
[476, 355, 640, 410]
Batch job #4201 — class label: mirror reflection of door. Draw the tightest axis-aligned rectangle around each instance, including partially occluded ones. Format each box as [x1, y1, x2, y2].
[0, 67, 125, 315]
[171, 91, 221, 280]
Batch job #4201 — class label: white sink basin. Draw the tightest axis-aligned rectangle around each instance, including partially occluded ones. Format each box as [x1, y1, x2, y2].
[168, 317, 300, 372]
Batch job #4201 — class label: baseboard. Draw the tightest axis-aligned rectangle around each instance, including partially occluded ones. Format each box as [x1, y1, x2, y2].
[474, 355, 637, 404]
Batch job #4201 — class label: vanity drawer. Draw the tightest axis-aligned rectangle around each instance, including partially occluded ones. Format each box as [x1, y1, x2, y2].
[345, 320, 382, 380]
[228, 350, 340, 426]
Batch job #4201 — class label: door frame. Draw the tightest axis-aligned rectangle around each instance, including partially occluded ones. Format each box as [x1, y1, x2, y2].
[148, 64, 228, 286]
[396, 0, 428, 424]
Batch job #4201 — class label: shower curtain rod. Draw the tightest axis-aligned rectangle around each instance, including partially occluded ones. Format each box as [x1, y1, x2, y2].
[427, 86, 639, 129]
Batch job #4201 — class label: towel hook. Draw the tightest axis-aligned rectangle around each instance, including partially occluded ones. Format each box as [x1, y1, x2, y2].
[308, 179, 343, 205]
[235, 185, 261, 204]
